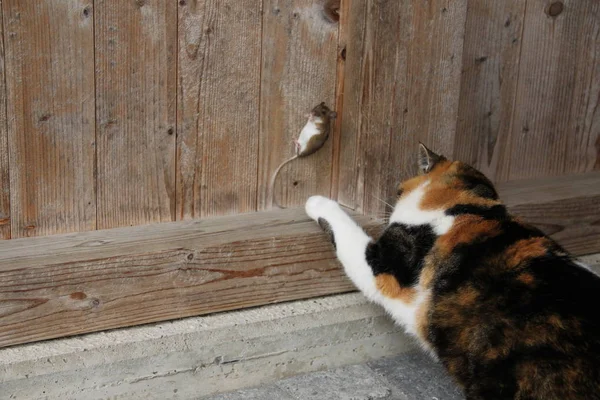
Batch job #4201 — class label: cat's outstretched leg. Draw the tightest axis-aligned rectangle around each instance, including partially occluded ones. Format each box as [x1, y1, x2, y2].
[305, 195, 381, 301]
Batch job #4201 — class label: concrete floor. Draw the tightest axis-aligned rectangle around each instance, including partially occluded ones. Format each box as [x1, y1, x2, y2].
[204, 351, 464, 400]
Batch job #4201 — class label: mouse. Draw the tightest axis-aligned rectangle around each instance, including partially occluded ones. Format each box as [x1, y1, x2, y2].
[269, 102, 337, 209]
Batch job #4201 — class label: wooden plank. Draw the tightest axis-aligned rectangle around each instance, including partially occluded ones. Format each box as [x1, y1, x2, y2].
[257, 0, 338, 210]
[3, 0, 96, 238]
[507, 0, 600, 180]
[0, 208, 380, 348]
[95, 0, 177, 229]
[498, 172, 600, 256]
[337, 0, 467, 216]
[0, 1, 9, 240]
[176, 0, 261, 219]
[454, 0, 526, 182]
[330, 0, 348, 201]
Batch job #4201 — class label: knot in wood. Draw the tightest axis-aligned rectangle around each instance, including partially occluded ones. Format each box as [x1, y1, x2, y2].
[547, 2, 564, 17]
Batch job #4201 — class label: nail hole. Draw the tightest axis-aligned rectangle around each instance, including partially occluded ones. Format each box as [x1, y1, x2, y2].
[83, 6, 91, 18]
[293, 181, 299, 186]
[179, 0, 186, 5]
[167, 128, 174, 135]
[187, 253, 194, 261]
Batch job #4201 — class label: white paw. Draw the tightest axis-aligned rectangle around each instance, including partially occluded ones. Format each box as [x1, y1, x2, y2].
[305, 195, 341, 222]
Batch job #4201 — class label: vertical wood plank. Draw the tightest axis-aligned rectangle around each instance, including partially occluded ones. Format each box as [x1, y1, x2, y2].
[257, 0, 339, 210]
[508, 0, 600, 180]
[177, 0, 261, 218]
[0, 0, 9, 239]
[454, 0, 526, 182]
[338, 0, 467, 215]
[95, 0, 177, 229]
[330, 0, 348, 201]
[3, 0, 96, 238]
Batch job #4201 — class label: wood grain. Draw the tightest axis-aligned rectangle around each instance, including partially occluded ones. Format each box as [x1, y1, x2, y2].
[454, 0, 526, 182]
[498, 172, 600, 256]
[0, 208, 380, 348]
[176, 0, 261, 219]
[2, 0, 96, 238]
[94, 0, 177, 229]
[0, 1, 9, 240]
[507, 0, 600, 180]
[257, 0, 338, 210]
[337, 0, 467, 216]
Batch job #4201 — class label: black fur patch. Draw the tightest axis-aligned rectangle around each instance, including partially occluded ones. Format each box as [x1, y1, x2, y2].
[317, 217, 336, 249]
[446, 204, 508, 219]
[366, 223, 435, 286]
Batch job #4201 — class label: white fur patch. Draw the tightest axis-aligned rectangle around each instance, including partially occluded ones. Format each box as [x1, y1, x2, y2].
[389, 180, 454, 235]
[305, 196, 433, 347]
[297, 118, 322, 154]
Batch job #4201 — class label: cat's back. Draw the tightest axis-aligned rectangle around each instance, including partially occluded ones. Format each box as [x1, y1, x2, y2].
[428, 216, 600, 399]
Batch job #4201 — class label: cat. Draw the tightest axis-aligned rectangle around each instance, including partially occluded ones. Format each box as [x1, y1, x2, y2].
[305, 144, 600, 400]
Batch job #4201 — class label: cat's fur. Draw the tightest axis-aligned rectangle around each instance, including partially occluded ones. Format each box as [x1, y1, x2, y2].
[305, 144, 600, 400]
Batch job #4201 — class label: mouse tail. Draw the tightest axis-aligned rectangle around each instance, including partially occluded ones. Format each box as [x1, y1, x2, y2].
[269, 155, 298, 209]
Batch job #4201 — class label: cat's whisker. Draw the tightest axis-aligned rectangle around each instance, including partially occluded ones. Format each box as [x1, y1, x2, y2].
[369, 193, 395, 209]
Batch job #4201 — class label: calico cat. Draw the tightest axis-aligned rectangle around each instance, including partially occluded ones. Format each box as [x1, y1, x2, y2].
[305, 144, 600, 400]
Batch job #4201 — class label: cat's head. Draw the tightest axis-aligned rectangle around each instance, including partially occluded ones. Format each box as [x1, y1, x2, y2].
[388, 144, 500, 228]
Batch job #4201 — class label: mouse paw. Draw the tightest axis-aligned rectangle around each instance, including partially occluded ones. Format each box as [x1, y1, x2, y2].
[305, 196, 340, 222]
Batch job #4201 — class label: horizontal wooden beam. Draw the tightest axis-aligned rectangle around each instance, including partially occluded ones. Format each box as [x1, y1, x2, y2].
[498, 172, 600, 256]
[0, 172, 599, 348]
[0, 209, 380, 348]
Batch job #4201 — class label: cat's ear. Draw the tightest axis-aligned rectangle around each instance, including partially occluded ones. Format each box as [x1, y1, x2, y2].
[418, 143, 441, 173]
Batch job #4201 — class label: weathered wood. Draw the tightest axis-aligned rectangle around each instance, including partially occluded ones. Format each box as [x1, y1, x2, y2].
[338, 0, 467, 216]
[257, 0, 338, 210]
[454, 0, 526, 182]
[3, 0, 96, 238]
[0, 208, 381, 348]
[176, 0, 261, 219]
[94, 0, 177, 229]
[330, 0, 348, 202]
[0, 1, 9, 240]
[507, 0, 600, 180]
[498, 172, 600, 256]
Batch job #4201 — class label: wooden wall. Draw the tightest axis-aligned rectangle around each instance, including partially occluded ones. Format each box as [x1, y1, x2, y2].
[0, 0, 598, 239]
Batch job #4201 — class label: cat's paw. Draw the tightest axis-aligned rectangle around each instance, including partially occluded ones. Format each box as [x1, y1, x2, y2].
[305, 195, 340, 222]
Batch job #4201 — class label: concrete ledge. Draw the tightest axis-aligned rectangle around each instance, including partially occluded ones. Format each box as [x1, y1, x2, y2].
[0, 293, 415, 399]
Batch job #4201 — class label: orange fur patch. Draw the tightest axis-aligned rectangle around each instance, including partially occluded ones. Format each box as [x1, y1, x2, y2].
[415, 291, 432, 343]
[505, 237, 551, 269]
[517, 272, 535, 285]
[437, 215, 502, 255]
[375, 274, 416, 302]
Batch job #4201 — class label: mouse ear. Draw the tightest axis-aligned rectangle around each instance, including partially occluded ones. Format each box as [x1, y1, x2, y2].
[329, 111, 337, 119]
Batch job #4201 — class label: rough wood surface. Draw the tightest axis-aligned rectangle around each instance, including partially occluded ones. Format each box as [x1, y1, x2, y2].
[454, 0, 526, 182]
[337, 0, 467, 215]
[498, 172, 600, 256]
[0, 1, 9, 240]
[176, 0, 261, 219]
[507, 0, 600, 180]
[2, 0, 96, 238]
[0, 208, 380, 348]
[95, 0, 177, 229]
[257, 0, 338, 210]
